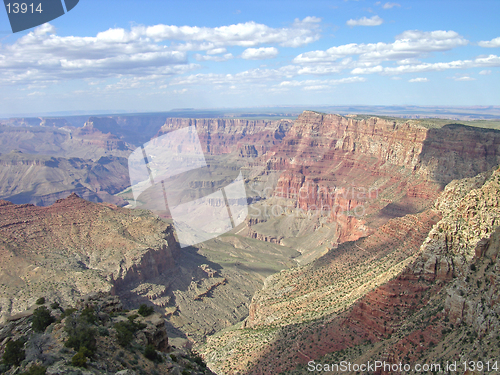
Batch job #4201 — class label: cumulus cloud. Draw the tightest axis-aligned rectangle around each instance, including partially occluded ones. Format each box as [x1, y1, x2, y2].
[294, 30, 468, 64]
[0, 17, 320, 86]
[479, 70, 492, 75]
[478, 37, 500, 48]
[133, 17, 321, 48]
[382, 2, 401, 9]
[409, 77, 428, 82]
[346, 16, 383, 27]
[0, 23, 193, 85]
[241, 47, 279, 60]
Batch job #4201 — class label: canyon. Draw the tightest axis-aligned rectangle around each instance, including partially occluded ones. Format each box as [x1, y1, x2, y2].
[0, 110, 499, 374]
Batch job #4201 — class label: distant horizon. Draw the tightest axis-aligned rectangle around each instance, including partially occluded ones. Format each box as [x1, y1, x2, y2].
[2, 104, 500, 121]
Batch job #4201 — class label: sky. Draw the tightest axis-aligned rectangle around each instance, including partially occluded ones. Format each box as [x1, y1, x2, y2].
[0, 0, 499, 116]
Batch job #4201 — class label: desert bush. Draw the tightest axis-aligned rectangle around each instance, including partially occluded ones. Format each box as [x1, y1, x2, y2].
[2, 339, 25, 366]
[60, 308, 77, 320]
[32, 306, 55, 333]
[144, 344, 161, 362]
[49, 302, 60, 310]
[138, 304, 154, 317]
[25, 333, 52, 364]
[114, 315, 147, 347]
[80, 306, 97, 324]
[19, 364, 47, 375]
[71, 351, 87, 368]
[64, 315, 97, 355]
[114, 321, 134, 347]
[35, 297, 45, 305]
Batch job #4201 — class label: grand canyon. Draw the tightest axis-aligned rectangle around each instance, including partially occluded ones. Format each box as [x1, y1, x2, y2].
[0, 109, 499, 374]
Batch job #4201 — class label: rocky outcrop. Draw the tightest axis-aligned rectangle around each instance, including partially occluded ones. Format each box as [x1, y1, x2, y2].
[0, 293, 214, 375]
[0, 194, 179, 322]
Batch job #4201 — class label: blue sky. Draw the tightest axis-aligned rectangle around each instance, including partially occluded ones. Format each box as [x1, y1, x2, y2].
[0, 0, 499, 116]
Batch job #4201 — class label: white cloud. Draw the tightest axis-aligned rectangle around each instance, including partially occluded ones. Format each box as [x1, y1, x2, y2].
[381, 55, 500, 75]
[346, 16, 383, 27]
[0, 18, 321, 86]
[383, 2, 401, 9]
[241, 47, 279, 60]
[0, 23, 193, 86]
[478, 37, 500, 48]
[170, 65, 300, 86]
[409, 77, 428, 82]
[351, 65, 384, 74]
[278, 76, 365, 90]
[207, 48, 227, 55]
[479, 70, 492, 75]
[294, 30, 468, 64]
[134, 17, 321, 48]
[453, 76, 475, 81]
[195, 53, 234, 62]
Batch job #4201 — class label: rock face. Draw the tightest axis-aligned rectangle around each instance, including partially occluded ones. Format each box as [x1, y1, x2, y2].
[202, 166, 500, 375]
[0, 122, 132, 159]
[0, 151, 131, 206]
[158, 118, 293, 156]
[257, 111, 500, 246]
[0, 194, 179, 322]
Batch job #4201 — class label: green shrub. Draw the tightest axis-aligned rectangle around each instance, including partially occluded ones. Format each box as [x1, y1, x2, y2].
[60, 308, 77, 319]
[50, 302, 60, 310]
[32, 306, 55, 332]
[19, 365, 47, 375]
[193, 355, 207, 368]
[2, 339, 26, 366]
[80, 307, 97, 324]
[64, 315, 97, 355]
[170, 354, 177, 362]
[114, 321, 134, 347]
[71, 350, 87, 368]
[181, 370, 191, 375]
[35, 297, 45, 305]
[114, 314, 147, 347]
[138, 304, 154, 317]
[144, 344, 160, 362]
[98, 327, 109, 336]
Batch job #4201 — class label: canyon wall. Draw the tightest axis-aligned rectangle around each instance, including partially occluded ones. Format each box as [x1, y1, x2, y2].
[259, 111, 500, 243]
[0, 151, 130, 206]
[202, 166, 500, 374]
[158, 118, 293, 156]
